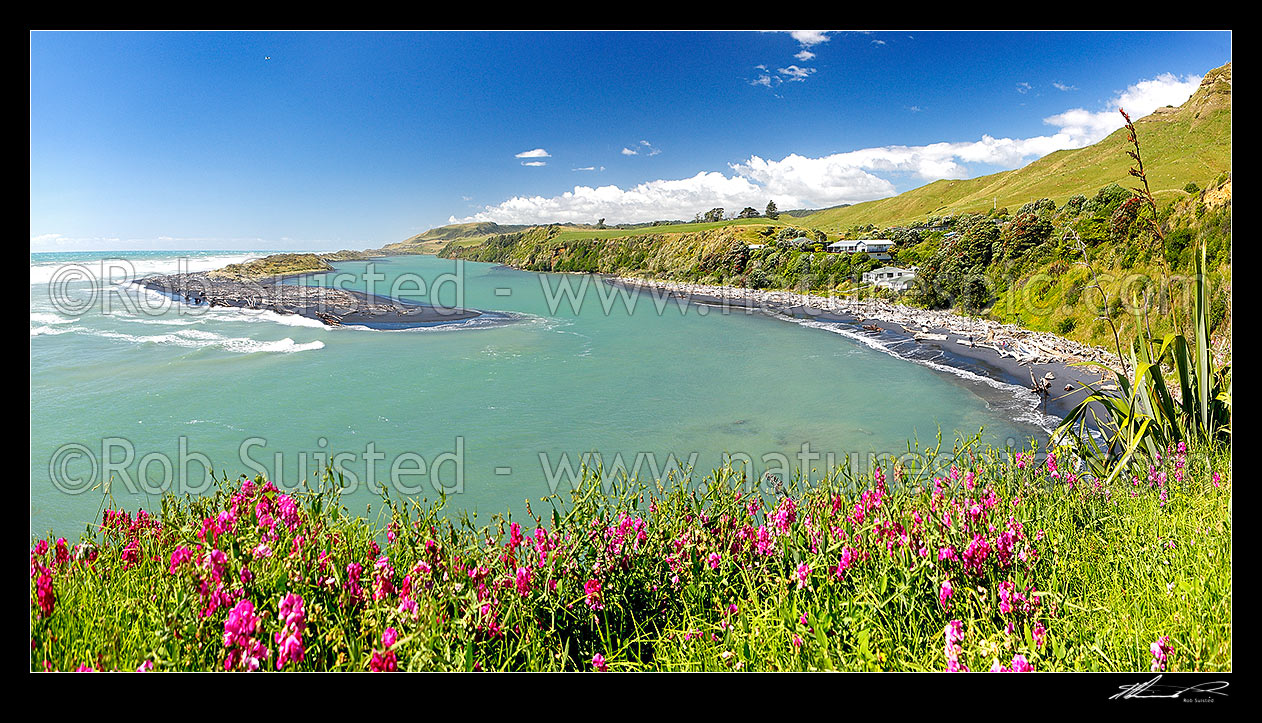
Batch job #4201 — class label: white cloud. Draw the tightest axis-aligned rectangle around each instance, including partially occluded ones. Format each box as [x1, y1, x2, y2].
[794, 50, 815, 61]
[1052, 81, 1077, 92]
[451, 172, 778, 226]
[622, 141, 660, 157]
[732, 153, 900, 204]
[751, 72, 779, 88]
[514, 148, 551, 158]
[1016, 82, 1033, 94]
[1042, 72, 1201, 147]
[521, 161, 547, 167]
[871, 39, 886, 46]
[788, 31, 832, 47]
[778, 65, 816, 82]
[454, 72, 1203, 226]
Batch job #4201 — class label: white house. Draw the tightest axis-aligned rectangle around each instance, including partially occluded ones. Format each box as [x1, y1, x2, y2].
[862, 266, 918, 291]
[826, 238, 895, 260]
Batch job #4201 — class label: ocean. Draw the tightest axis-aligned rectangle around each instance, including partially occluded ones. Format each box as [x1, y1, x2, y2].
[30, 251, 1054, 538]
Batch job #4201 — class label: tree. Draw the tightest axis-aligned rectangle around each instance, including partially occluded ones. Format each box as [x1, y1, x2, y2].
[1093, 182, 1132, 213]
[738, 207, 759, 219]
[596, 218, 605, 229]
[998, 212, 1052, 260]
[765, 200, 779, 220]
[703, 208, 725, 223]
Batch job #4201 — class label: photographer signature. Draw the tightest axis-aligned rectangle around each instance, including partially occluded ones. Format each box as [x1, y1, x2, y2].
[1110, 675, 1229, 700]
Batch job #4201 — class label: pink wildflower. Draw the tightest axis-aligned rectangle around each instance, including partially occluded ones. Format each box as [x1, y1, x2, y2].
[515, 566, 532, 597]
[584, 578, 604, 611]
[1150, 636, 1172, 671]
[222, 599, 269, 671]
[275, 593, 306, 670]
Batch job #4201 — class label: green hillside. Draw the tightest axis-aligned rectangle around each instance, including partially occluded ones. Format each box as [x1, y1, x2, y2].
[799, 62, 1231, 232]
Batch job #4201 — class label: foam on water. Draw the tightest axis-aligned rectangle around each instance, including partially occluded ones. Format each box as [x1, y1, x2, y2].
[336, 309, 532, 333]
[784, 315, 1063, 433]
[30, 252, 266, 286]
[35, 325, 325, 354]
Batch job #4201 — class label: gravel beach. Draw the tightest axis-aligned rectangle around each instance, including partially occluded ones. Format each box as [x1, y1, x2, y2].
[611, 277, 1122, 423]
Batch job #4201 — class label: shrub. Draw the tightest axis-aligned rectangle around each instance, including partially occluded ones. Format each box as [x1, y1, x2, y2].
[1093, 183, 1133, 212]
[1062, 195, 1087, 215]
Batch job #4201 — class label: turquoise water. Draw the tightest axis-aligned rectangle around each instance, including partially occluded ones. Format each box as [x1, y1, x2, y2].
[30, 251, 1050, 538]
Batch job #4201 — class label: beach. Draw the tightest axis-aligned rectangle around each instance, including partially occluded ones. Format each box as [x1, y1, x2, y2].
[611, 277, 1121, 422]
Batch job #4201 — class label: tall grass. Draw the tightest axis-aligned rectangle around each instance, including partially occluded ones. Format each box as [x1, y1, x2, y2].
[1053, 112, 1231, 484]
[30, 435, 1230, 672]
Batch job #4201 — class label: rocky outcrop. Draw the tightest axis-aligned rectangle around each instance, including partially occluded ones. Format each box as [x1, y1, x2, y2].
[138, 272, 481, 327]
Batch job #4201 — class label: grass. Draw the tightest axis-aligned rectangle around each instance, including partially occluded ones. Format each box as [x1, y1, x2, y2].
[797, 63, 1230, 233]
[208, 253, 334, 279]
[30, 434, 1230, 672]
[551, 217, 777, 242]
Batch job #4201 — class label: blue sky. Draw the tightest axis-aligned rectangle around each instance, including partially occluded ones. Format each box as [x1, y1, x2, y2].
[30, 30, 1231, 251]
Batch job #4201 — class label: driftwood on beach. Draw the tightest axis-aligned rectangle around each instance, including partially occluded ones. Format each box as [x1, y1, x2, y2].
[615, 277, 1123, 370]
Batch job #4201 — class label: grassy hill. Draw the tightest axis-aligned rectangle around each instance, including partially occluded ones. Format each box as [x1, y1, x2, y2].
[409, 64, 1229, 247]
[384, 222, 536, 254]
[798, 63, 1231, 232]
[551, 217, 779, 241]
[427, 63, 1231, 356]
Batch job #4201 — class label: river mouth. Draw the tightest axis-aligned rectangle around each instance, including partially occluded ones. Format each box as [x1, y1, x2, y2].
[34, 253, 1071, 538]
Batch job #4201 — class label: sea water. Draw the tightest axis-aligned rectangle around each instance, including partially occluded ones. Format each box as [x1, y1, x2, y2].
[30, 251, 1052, 538]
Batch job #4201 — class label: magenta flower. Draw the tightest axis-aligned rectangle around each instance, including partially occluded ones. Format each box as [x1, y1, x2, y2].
[275, 593, 306, 670]
[54, 538, 69, 567]
[34, 565, 55, 618]
[795, 562, 811, 590]
[584, 578, 604, 611]
[369, 629, 399, 671]
[514, 566, 532, 597]
[592, 653, 608, 671]
[833, 546, 858, 581]
[1150, 636, 1172, 671]
[944, 620, 967, 671]
[222, 599, 269, 671]
[168, 546, 194, 574]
